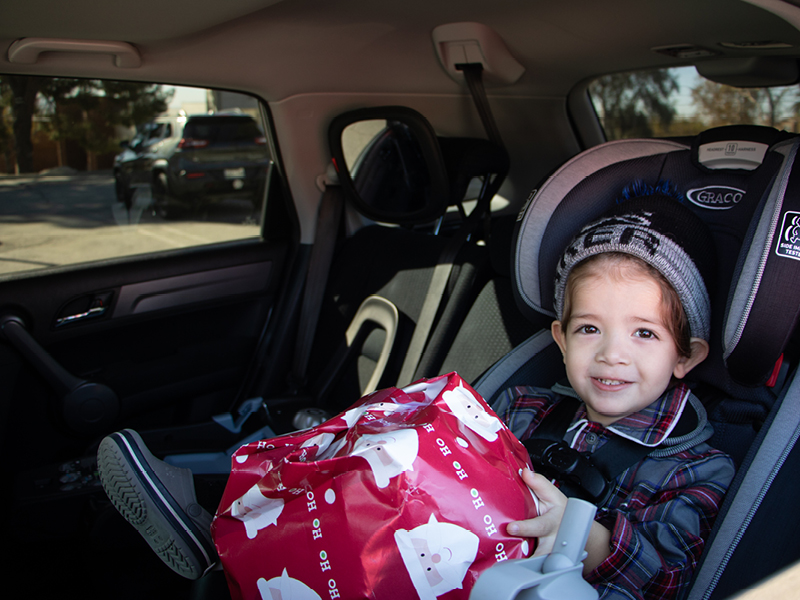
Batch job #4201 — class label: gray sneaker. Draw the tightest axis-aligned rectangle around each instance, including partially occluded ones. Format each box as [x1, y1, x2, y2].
[97, 429, 217, 580]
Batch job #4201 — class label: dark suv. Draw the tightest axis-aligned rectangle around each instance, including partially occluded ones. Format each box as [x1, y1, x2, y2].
[116, 113, 271, 217]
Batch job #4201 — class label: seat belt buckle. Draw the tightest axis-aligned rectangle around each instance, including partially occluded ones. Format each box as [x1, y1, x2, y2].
[523, 438, 610, 505]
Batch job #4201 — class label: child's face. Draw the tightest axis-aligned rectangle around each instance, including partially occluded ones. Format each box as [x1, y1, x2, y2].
[551, 267, 699, 426]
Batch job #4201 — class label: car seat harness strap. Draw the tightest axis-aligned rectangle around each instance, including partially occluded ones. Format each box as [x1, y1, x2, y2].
[523, 394, 698, 505]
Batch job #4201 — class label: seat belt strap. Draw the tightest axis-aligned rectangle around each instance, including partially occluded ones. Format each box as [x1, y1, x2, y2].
[396, 232, 462, 387]
[397, 65, 507, 387]
[529, 394, 580, 441]
[396, 190, 492, 387]
[291, 184, 344, 390]
[456, 63, 504, 149]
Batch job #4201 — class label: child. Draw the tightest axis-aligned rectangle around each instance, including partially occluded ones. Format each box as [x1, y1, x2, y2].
[497, 191, 735, 599]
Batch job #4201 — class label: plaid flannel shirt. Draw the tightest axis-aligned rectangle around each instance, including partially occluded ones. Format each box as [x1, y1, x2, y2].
[495, 383, 735, 600]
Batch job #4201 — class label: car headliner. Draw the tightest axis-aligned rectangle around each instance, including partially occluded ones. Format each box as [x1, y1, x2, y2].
[3, 0, 798, 98]
[3, 0, 800, 241]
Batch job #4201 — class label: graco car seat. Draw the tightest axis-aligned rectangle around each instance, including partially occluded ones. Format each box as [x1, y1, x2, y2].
[469, 124, 800, 598]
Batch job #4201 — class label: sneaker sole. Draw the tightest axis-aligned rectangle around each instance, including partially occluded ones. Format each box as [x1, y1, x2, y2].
[97, 430, 216, 580]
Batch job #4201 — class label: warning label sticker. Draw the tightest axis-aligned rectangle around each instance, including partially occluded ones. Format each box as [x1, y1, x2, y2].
[776, 211, 800, 261]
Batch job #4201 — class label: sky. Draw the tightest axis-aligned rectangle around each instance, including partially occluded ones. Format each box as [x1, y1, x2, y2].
[167, 85, 207, 110]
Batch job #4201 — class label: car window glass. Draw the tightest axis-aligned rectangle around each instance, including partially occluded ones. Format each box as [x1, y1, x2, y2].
[588, 66, 800, 140]
[0, 76, 273, 277]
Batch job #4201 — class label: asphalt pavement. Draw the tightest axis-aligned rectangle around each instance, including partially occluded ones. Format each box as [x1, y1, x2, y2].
[0, 172, 262, 275]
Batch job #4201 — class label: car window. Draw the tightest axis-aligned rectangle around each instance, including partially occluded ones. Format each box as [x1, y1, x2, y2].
[0, 76, 273, 277]
[588, 66, 800, 140]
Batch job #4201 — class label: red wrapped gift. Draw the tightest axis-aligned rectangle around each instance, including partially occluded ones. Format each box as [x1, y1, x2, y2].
[212, 372, 539, 600]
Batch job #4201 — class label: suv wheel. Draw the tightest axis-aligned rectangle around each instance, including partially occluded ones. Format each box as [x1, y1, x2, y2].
[115, 174, 133, 209]
[152, 171, 180, 219]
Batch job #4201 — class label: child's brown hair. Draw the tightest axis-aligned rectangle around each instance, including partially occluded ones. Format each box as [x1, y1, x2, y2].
[560, 252, 693, 358]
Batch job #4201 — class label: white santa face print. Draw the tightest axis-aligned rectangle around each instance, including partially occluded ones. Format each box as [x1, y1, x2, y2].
[257, 569, 321, 600]
[411, 537, 446, 588]
[349, 429, 419, 488]
[442, 384, 503, 442]
[230, 483, 285, 539]
[394, 514, 479, 600]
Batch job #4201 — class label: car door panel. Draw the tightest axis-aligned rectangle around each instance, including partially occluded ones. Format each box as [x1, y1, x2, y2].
[0, 239, 289, 466]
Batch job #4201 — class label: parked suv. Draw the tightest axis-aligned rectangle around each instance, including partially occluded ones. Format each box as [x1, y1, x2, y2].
[115, 113, 271, 217]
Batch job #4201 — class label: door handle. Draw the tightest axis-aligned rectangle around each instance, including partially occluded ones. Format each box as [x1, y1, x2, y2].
[54, 291, 112, 327]
[55, 305, 108, 327]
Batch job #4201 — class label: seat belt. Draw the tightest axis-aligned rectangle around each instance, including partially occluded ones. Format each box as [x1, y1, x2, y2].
[396, 189, 491, 387]
[396, 65, 504, 387]
[290, 184, 344, 391]
[456, 63, 504, 149]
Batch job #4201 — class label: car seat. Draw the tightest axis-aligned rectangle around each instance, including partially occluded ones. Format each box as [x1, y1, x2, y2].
[468, 124, 800, 598]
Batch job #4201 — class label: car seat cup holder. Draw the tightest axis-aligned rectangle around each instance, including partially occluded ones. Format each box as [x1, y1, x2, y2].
[0, 314, 119, 435]
[470, 498, 598, 600]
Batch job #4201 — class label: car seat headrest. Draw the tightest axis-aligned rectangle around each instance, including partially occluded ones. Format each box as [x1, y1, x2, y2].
[513, 125, 799, 388]
[692, 124, 794, 171]
[437, 137, 509, 210]
[513, 138, 690, 321]
[329, 106, 509, 227]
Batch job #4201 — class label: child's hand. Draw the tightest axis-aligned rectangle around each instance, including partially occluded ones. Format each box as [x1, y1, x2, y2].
[506, 468, 568, 556]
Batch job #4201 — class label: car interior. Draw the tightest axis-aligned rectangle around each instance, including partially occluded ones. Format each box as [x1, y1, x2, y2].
[4, 1, 800, 598]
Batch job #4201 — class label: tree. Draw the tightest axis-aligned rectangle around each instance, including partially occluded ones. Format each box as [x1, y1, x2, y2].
[39, 78, 173, 170]
[0, 75, 41, 173]
[0, 75, 174, 173]
[691, 80, 797, 129]
[589, 71, 679, 139]
[0, 83, 16, 173]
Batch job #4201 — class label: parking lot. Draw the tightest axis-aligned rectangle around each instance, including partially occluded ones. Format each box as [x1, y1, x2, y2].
[0, 172, 262, 275]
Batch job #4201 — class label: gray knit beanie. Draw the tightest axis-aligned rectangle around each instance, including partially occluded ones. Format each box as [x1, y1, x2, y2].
[553, 194, 715, 341]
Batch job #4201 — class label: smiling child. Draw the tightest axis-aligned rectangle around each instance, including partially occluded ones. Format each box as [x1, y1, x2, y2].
[498, 189, 735, 600]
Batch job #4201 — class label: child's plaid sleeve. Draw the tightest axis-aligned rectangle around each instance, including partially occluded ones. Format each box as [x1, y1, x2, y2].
[586, 449, 736, 600]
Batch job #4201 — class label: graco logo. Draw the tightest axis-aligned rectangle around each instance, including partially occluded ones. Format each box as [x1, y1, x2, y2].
[686, 186, 745, 210]
[776, 211, 800, 262]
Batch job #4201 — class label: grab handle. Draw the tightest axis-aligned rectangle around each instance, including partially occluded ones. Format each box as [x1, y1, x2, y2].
[8, 38, 142, 68]
[1, 315, 119, 434]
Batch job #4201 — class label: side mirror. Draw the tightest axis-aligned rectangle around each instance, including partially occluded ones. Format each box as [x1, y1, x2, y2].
[329, 106, 449, 225]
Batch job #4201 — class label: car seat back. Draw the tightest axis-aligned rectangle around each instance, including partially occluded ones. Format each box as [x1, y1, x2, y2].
[305, 126, 509, 415]
[413, 215, 551, 384]
[689, 135, 800, 599]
